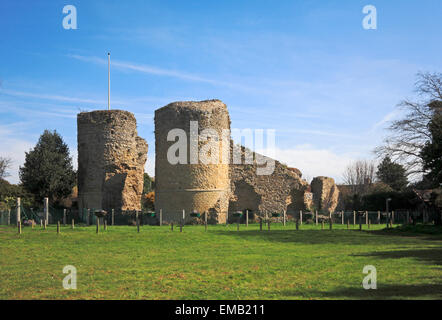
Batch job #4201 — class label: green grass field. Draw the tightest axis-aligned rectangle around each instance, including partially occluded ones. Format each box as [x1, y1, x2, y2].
[1, 222, 441, 300]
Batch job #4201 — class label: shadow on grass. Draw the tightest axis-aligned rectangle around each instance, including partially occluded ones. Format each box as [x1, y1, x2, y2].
[352, 248, 442, 266]
[212, 228, 441, 246]
[279, 283, 442, 299]
[368, 224, 442, 241]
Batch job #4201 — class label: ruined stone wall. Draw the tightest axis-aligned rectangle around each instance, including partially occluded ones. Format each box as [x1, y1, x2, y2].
[152, 99, 342, 224]
[77, 110, 148, 213]
[310, 176, 340, 213]
[229, 144, 309, 221]
[154, 100, 231, 224]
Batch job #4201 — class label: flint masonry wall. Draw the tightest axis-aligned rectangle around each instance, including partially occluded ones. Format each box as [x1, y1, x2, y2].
[77, 110, 148, 213]
[229, 144, 309, 221]
[310, 176, 340, 213]
[155, 100, 231, 224]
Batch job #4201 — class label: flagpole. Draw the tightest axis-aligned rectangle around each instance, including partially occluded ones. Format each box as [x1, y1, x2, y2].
[108, 52, 110, 111]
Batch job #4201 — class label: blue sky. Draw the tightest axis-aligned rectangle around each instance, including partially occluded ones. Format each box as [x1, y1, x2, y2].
[1, 0, 441, 184]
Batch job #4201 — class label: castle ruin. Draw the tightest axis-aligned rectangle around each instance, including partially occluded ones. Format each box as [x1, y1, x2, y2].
[76, 101, 339, 222]
[154, 100, 231, 224]
[77, 110, 148, 213]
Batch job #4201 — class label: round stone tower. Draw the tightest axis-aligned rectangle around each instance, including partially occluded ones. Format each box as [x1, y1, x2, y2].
[155, 100, 231, 224]
[77, 110, 148, 213]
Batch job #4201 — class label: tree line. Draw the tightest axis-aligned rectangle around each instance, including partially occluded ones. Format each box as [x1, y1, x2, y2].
[340, 72, 441, 215]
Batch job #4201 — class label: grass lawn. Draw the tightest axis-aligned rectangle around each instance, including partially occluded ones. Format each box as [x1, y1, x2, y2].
[0, 222, 441, 300]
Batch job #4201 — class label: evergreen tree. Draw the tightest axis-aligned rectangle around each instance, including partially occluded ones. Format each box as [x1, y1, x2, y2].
[142, 173, 154, 194]
[421, 107, 442, 187]
[376, 156, 408, 191]
[19, 130, 75, 204]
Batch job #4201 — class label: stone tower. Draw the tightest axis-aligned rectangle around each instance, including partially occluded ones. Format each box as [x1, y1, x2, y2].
[77, 110, 148, 213]
[310, 176, 340, 213]
[155, 100, 231, 224]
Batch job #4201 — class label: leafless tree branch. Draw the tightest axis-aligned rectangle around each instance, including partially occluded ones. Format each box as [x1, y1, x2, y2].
[374, 72, 442, 180]
[0, 157, 12, 179]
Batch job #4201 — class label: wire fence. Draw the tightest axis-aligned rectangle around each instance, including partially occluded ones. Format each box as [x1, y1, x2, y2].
[1, 205, 439, 227]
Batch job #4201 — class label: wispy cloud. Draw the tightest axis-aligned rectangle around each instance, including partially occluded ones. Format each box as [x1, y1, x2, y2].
[370, 109, 402, 132]
[0, 89, 104, 105]
[0, 100, 77, 119]
[278, 128, 356, 139]
[69, 54, 222, 84]
[67, 54, 254, 91]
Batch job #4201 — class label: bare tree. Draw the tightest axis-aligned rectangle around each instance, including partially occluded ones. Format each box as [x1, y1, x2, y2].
[375, 72, 442, 178]
[0, 156, 12, 179]
[342, 160, 376, 195]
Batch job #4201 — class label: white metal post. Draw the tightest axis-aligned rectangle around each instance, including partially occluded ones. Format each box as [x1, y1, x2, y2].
[108, 52, 111, 111]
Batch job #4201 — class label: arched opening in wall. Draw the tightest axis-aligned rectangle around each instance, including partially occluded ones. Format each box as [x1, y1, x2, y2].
[286, 194, 295, 219]
[228, 180, 261, 223]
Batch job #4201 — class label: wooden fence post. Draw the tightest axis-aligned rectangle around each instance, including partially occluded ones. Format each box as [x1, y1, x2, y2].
[171, 223, 174, 231]
[347, 220, 350, 230]
[136, 213, 140, 233]
[377, 211, 380, 224]
[329, 212, 333, 230]
[57, 221, 60, 234]
[160, 209, 162, 226]
[341, 211, 344, 225]
[63, 209, 66, 226]
[315, 210, 318, 226]
[365, 211, 368, 225]
[44, 197, 49, 225]
[300, 210, 303, 225]
[7, 209, 10, 226]
[111, 209, 115, 226]
[259, 218, 263, 231]
[72, 219, 74, 229]
[16, 197, 21, 223]
[18, 220, 21, 234]
[246, 210, 249, 227]
[205, 211, 208, 232]
[104, 219, 107, 231]
[353, 211, 356, 225]
[181, 209, 185, 232]
[266, 212, 268, 227]
[268, 219, 271, 231]
[321, 220, 324, 230]
[392, 211, 395, 225]
[87, 209, 90, 226]
[283, 210, 286, 227]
